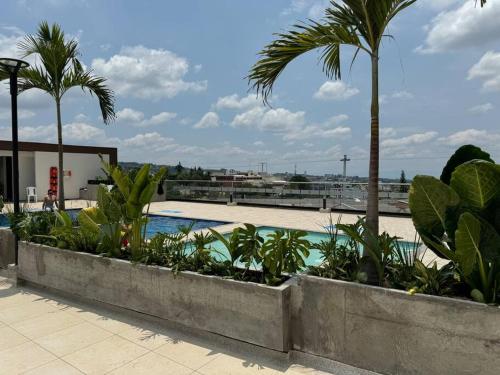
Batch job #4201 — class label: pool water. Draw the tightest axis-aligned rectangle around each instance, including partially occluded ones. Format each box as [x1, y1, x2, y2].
[0, 214, 8, 227]
[206, 226, 417, 267]
[0, 210, 229, 238]
[145, 215, 228, 237]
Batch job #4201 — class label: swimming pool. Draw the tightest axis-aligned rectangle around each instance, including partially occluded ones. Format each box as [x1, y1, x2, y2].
[0, 210, 229, 238]
[206, 226, 417, 267]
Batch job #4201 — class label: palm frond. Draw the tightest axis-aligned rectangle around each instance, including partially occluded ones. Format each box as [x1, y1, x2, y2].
[248, 21, 365, 104]
[61, 68, 116, 124]
[248, 0, 414, 104]
[18, 21, 79, 96]
[18, 66, 54, 96]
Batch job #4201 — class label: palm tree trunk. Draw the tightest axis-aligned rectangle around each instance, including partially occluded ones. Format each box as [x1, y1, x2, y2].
[56, 98, 65, 211]
[366, 53, 380, 244]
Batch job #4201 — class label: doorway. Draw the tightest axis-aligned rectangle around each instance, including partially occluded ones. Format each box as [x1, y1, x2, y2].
[0, 156, 13, 202]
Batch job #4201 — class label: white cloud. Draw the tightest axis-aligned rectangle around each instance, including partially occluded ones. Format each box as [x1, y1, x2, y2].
[144, 112, 177, 126]
[468, 51, 500, 91]
[417, 1, 500, 54]
[284, 125, 351, 141]
[116, 107, 177, 127]
[0, 109, 35, 120]
[282, 0, 329, 19]
[193, 112, 220, 129]
[313, 81, 360, 101]
[63, 122, 105, 141]
[254, 141, 265, 147]
[0, 87, 52, 111]
[74, 113, 89, 122]
[468, 102, 494, 114]
[0, 122, 106, 143]
[380, 127, 398, 138]
[438, 128, 500, 146]
[214, 94, 260, 110]
[417, 0, 460, 11]
[116, 108, 144, 123]
[91, 45, 207, 99]
[282, 145, 342, 160]
[282, 114, 350, 141]
[380, 91, 414, 104]
[231, 107, 306, 133]
[122, 132, 176, 151]
[382, 131, 438, 148]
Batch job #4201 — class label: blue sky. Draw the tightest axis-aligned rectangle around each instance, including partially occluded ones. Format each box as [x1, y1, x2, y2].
[0, 0, 499, 178]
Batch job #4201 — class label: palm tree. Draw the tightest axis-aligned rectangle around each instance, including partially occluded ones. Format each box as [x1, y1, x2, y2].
[248, 0, 415, 239]
[18, 21, 115, 210]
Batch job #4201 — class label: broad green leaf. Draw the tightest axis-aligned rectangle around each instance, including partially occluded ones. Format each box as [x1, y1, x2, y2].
[451, 160, 500, 210]
[409, 176, 460, 236]
[455, 212, 481, 276]
[476, 216, 500, 263]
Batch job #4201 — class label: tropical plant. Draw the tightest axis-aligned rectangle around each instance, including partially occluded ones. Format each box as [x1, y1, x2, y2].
[409, 261, 461, 297]
[8, 210, 56, 245]
[248, 0, 416, 240]
[260, 229, 310, 285]
[410, 155, 500, 303]
[17, 21, 115, 210]
[100, 159, 166, 259]
[440, 145, 493, 185]
[308, 217, 361, 281]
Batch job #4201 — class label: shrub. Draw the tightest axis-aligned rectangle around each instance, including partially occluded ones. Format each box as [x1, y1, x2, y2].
[410, 154, 500, 303]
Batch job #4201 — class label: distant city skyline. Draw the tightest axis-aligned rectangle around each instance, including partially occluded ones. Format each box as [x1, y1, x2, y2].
[1, 0, 500, 178]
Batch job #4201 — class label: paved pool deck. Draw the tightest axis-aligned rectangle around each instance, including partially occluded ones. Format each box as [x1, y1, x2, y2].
[0, 276, 377, 375]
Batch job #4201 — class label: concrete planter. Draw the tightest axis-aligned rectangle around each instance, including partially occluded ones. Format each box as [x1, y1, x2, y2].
[16, 241, 500, 374]
[0, 228, 15, 268]
[291, 275, 500, 375]
[17, 241, 290, 352]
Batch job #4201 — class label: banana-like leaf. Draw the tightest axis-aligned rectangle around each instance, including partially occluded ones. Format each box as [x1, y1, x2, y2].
[129, 164, 151, 205]
[96, 185, 121, 222]
[54, 210, 73, 228]
[111, 168, 131, 199]
[409, 176, 460, 237]
[476, 216, 500, 263]
[77, 209, 102, 233]
[451, 160, 500, 211]
[455, 212, 482, 276]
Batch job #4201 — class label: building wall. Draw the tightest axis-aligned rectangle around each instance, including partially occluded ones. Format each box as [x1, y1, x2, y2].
[0, 151, 35, 201]
[34, 152, 109, 200]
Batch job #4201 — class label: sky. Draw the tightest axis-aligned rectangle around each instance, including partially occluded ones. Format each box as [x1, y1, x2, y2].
[0, 0, 500, 178]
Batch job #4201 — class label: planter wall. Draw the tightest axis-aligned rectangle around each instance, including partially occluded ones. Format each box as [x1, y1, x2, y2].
[291, 275, 500, 375]
[0, 228, 15, 268]
[18, 242, 290, 352]
[16, 241, 500, 375]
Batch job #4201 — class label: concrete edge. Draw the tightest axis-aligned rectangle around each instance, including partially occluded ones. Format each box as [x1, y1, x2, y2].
[298, 273, 500, 311]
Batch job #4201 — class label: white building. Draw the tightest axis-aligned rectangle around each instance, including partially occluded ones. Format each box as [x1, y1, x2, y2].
[0, 140, 117, 201]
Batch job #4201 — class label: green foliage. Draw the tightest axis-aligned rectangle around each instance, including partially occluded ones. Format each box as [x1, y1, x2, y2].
[399, 170, 408, 193]
[248, 0, 416, 103]
[410, 261, 461, 297]
[8, 211, 57, 245]
[0, 196, 4, 212]
[308, 217, 360, 281]
[440, 145, 493, 185]
[100, 159, 166, 259]
[260, 230, 310, 285]
[289, 175, 310, 190]
[410, 151, 500, 303]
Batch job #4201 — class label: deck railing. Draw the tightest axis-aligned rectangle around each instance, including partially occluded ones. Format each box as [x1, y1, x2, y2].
[163, 180, 411, 214]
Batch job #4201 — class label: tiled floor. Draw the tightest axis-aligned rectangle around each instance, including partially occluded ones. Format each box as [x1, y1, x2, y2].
[0, 277, 374, 375]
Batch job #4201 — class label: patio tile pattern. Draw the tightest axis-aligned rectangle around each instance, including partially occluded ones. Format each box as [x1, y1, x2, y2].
[0, 277, 374, 374]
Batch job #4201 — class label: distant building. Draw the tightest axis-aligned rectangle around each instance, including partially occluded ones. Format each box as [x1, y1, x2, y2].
[0, 140, 117, 201]
[210, 169, 262, 182]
